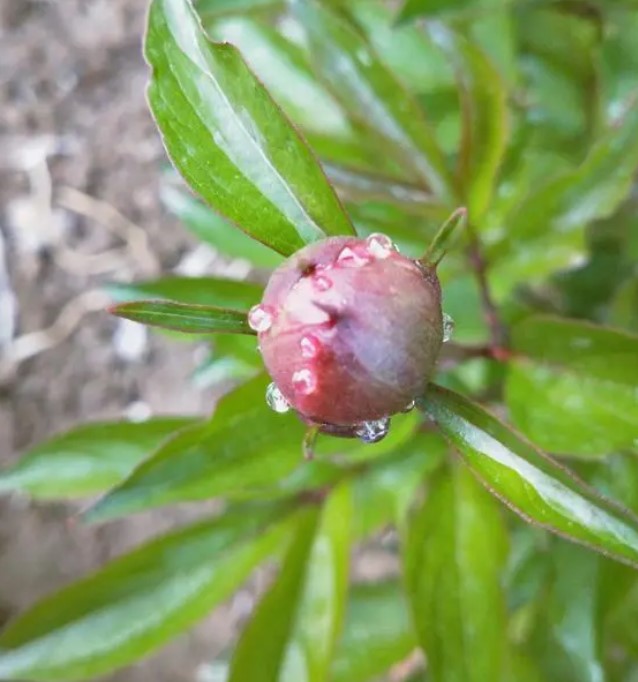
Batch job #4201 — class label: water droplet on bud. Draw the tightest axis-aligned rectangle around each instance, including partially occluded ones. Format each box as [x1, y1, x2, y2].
[401, 400, 416, 413]
[248, 304, 274, 333]
[337, 246, 371, 268]
[265, 383, 290, 413]
[313, 275, 333, 292]
[300, 335, 322, 359]
[292, 368, 317, 395]
[365, 233, 395, 259]
[442, 313, 455, 342]
[355, 417, 390, 444]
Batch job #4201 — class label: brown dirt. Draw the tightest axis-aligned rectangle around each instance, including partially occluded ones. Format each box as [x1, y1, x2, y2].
[0, 1, 243, 680]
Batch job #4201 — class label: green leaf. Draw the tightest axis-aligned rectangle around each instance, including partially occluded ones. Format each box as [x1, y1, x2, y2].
[546, 543, 604, 682]
[404, 464, 508, 682]
[108, 300, 254, 335]
[426, 23, 509, 219]
[146, 0, 354, 258]
[86, 376, 306, 521]
[228, 483, 352, 682]
[420, 383, 638, 569]
[293, 0, 454, 200]
[0, 418, 192, 499]
[332, 581, 417, 682]
[399, 0, 473, 21]
[161, 183, 283, 267]
[491, 100, 638, 290]
[351, 431, 447, 539]
[505, 315, 638, 456]
[197, 0, 280, 16]
[107, 276, 262, 309]
[0, 503, 294, 681]
[207, 16, 351, 142]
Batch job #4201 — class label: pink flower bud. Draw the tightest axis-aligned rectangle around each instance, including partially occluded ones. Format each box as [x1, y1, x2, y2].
[253, 236, 443, 427]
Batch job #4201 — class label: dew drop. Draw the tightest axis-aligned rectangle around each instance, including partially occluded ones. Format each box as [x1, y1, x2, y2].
[292, 368, 317, 395]
[300, 335, 322, 359]
[401, 400, 416, 413]
[265, 383, 290, 413]
[313, 274, 333, 292]
[248, 304, 273, 333]
[365, 233, 395, 259]
[442, 312, 455, 343]
[337, 246, 371, 268]
[355, 417, 391, 444]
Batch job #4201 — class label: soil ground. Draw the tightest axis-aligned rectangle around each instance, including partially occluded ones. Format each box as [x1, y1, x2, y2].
[0, 1, 242, 680]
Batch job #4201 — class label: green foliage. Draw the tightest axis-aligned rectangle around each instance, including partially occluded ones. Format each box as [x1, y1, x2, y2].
[2, 0, 638, 679]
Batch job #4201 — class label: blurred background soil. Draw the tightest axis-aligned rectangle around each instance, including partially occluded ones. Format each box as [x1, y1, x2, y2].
[0, 1, 244, 679]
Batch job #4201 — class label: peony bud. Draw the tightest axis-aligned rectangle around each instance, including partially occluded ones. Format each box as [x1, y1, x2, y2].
[249, 235, 443, 434]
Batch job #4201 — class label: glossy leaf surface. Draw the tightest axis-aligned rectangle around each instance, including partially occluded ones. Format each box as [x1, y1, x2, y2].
[108, 300, 254, 335]
[404, 464, 508, 682]
[0, 504, 293, 681]
[332, 581, 417, 682]
[229, 483, 352, 682]
[0, 419, 192, 499]
[107, 276, 262, 309]
[293, 0, 454, 200]
[420, 384, 638, 569]
[146, 0, 354, 257]
[506, 316, 638, 456]
[86, 376, 306, 521]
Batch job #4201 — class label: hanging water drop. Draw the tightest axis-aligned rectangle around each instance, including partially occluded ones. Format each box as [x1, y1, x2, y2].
[365, 233, 395, 259]
[355, 417, 390, 444]
[401, 400, 416, 413]
[313, 274, 333, 292]
[248, 304, 273, 333]
[265, 383, 290, 413]
[292, 368, 317, 395]
[337, 246, 371, 268]
[442, 312, 455, 342]
[300, 335, 322, 359]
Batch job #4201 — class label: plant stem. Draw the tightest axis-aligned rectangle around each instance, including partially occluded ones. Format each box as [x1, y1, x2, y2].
[466, 223, 508, 354]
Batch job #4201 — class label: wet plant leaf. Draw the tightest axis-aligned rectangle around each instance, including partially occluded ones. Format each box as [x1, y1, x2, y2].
[107, 277, 262, 309]
[505, 315, 638, 456]
[293, 0, 454, 200]
[160, 183, 283, 268]
[85, 376, 306, 521]
[0, 419, 193, 499]
[332, 581, 417, 682]
[0, 503, 294, 681]
[108, 300, 254, 335]
[404, 464, 508, 682]
[420, 384, 638, 569]
[228, 483, 352, 682]
[426, 23, 509, 219]
[146, 0, 354, 257]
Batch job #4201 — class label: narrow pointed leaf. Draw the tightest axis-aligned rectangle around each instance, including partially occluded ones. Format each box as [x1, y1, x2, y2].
[161, 184, 283, 267]
[420, 384, 638, 569]
[492, 100, 638, 288]
[85, 376, 306, 521]
[0, 419, 193, 499]
[505, 316, 638, 456]
[404, 464, 508, 682]
[546, 544, 604, 682]
[332, 581, 417, 682]
[107, 276, 262, 309]
[108, 300, 253, 334]
[228, 483, 352, 682]
[0, 503, 294, 681]
[146, 0, 354, 258]
[426, 23, 509, 219]
[293, 0, 454, 200]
